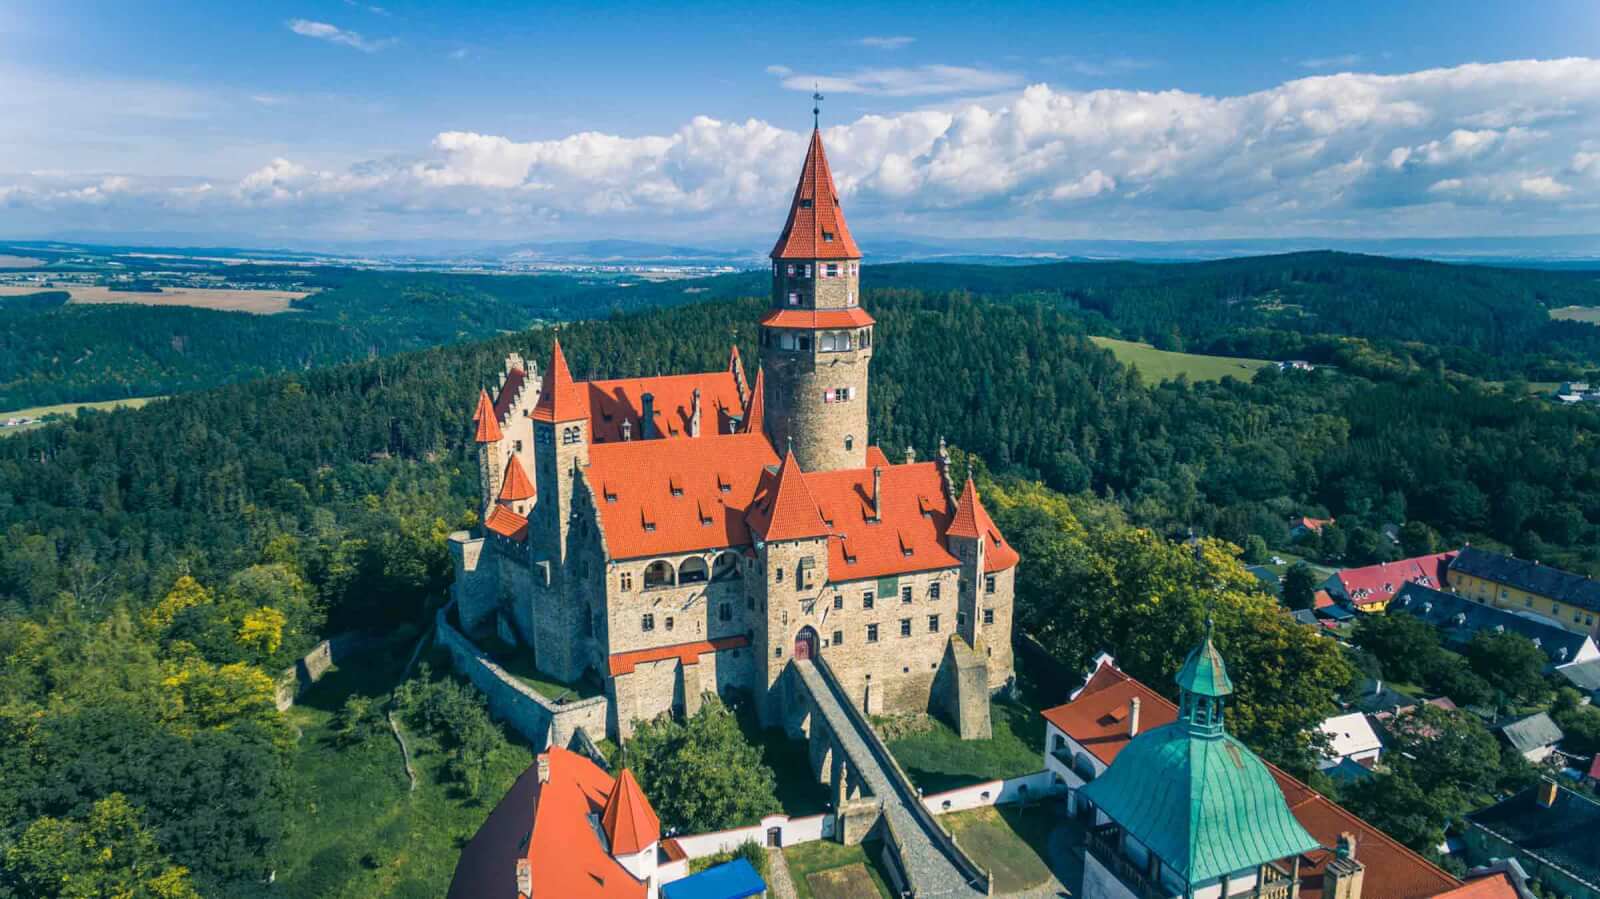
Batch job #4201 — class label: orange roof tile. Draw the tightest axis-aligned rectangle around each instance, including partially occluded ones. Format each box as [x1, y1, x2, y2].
[499, 455, 535, 502]
[494, 367, 528, 422]
[446, 747, 648, 899]
[1433, 874, 1520, 899]
[474, 389, 503, 443]
[944, 478, 1020, 573]
[748, 451, 830, 542]
[586, 371, 744, 442]
[531, 338, 588, 423]
[1334, 552, 1456, 608]
[802, 460, 964, 581]
[759, 308, 876, 330]
[742, 368, 767, 437]
[771, 129, 861, 260]
[1043, 662, 1464, 899]
[485, 504, 529, 542]
[587, 433, 778, 560]
[601, 769, 660, 856]
[607, 636, 750, 677]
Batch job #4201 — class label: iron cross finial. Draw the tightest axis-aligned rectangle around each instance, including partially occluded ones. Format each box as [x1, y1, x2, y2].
[812, 85, 824, 129]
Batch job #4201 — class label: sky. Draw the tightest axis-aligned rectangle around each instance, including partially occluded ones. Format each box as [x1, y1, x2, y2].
[4, 0, 1600, 247]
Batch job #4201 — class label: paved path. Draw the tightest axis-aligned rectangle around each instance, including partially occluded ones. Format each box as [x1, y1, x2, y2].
[765, 847, 800, 899]
[794, 659, 986, 898]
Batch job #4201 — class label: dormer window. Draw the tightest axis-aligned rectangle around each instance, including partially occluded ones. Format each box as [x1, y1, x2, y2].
[800, 198, 813, 208]
[822, 231, 835, 243]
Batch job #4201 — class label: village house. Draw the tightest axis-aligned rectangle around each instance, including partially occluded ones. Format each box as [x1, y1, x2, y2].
[1320, 551, 1456, 614]
[1465, 781, 1600, 899]
[1317, 712, 1383, 771]
[1447, 547, 1600, 638]
[1389, 583, 1600, 671]
[1495, 712, 1565, 764]
[448, 128, 1019, 742]
[1040, 642, 1516, 898]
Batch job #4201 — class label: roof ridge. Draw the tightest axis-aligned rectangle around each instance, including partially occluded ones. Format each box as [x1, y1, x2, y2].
[757, 450, 829, 541]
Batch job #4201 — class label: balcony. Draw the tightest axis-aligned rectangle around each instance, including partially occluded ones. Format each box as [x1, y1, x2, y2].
[1086, 824, 1297, 899]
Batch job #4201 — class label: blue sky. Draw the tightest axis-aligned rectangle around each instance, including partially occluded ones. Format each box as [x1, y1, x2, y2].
[4, 1, 1600, 245]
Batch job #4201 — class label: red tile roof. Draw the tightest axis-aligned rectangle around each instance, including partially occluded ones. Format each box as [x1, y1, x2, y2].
[494, 367, 528, 422]
[1291, 516, 1334, 534]
[747, 451, 831, 543]
[485, 504, 529, 542]
[1313, 590, 1335, 610]
[499, 455, 535, 502]
[446, 747, 650, 899]
[1588, 752, 1600, 782]
[474, 389, 503, 443]
[1431, 873, 1521, 898]
[587, 433, 778, 560]
[946, 478, 1021, 573]
[1043, 661, 1465, 899]
[741, 367, 767, 437]
[586, 371, 744, 442]
[803, 460, 965, 581]
[771, 129, 861, 260]
[1334, 552, 1456, 608]
[601, 769, 660, 856]
[607, 636, 750, 677]
[531, 338, 588, 424]
[759, 308, 876, 330]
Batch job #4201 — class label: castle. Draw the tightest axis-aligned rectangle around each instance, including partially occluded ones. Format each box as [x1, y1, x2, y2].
[449, 127, 1019, 741]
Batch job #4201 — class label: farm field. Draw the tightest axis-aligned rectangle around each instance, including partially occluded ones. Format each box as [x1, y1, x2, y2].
[1550, 305, 1600, 324]
[0, 283, 308, 313]
[1, 396, 163, 434]
[1089, 336, 1273, 383]
[0, 255, 45, 268]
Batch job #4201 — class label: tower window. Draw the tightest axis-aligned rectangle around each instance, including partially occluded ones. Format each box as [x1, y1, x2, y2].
[788, 291, 799, 306]
[929, 582, 941, 600]
[822, 231, 834, 242]
[825, 263, 839, 277]
[929, 615, 940, 633]
[800, 198, 813, 208]
[844, 435, 854, 452]
[900, 618, 911, 637]
[984, 608, 995, 625]
[798, 335, 811, 351]
[642, 613, 655, 632]
[786, 264, 795, 276]
[863, 592, 874, 610]
[619, 571, 633, 591]
[985, 574, 997, 594]
[832, 630, 843, 646]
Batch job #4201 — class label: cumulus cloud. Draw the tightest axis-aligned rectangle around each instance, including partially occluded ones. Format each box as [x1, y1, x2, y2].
[771, 64, 1023, 97]
[9, 58, 1600, 240]
[286, 19, 389, 52]
[858, 36, 915, 50]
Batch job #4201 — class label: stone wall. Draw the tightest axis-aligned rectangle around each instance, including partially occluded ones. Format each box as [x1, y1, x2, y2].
[761, 339, 870, 472]
[448, 531, 496, 636]
[274, 631, 387, 711]
[436, 601, 609, 749]
[606, 563, 748, 654]
[814, 568, 965, 718]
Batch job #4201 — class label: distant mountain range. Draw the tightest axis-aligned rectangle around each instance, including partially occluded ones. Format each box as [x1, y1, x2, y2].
[16, 231, 1600, 270]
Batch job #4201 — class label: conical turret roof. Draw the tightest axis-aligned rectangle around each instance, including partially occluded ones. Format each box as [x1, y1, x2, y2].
[472, 389, 502, 443]
[498, 455, 534, 502]
[771, 129, 861, 260]
[600, 768, 659, 856]
[1175, 624, 1234, 698]
[530, 338, 587, 423]
[749, 450, 828, 541]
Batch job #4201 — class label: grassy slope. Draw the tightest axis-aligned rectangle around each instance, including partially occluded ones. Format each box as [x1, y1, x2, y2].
[941, 805, 1056, 894]
[883, 660, 1049, 794]
[1, 395, 163, 418]
[1551, 305, 1600, 324]
[273, 649, 537, 899]
[1090, 336, 1273, 383]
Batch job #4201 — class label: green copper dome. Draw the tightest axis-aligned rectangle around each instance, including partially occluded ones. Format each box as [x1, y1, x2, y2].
[1078, 723, 1320, 886]
[1174, 631, 1233, 698]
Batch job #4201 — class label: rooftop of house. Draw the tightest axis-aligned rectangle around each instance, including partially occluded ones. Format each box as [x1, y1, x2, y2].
[1319, 712, 1382, 760]
[1043, 658, 1465, 899]
[447, 747, 659, 899]
[1467, 783, 1600, 888]
[1332, 552, 1456, 607]
[1450, 546, 1600, 613]
[1390, 583, 1597, 668]
[1562, 658, 1600, 693]
[1495, 712, 1564, 755]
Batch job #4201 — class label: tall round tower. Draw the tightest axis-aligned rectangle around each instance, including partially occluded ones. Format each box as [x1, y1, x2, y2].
[760, 127, 873, 471]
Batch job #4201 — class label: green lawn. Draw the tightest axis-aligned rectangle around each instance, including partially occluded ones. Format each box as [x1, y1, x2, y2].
[272, 645, 538, 899]
[0, 395, 163, 435]
[942, 805, 1056, 894]
[476, 632, 604, 701]
[1090, 336, 1272, 384]
[884, 663, 1048, 794]
[782, 840, 894, 899]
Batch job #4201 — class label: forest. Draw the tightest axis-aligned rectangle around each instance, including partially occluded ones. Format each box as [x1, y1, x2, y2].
[7, 274, 1600, 893]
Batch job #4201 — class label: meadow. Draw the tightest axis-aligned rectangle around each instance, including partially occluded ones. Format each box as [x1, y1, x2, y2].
[0, 283, 307, 313]
[1088, 336, 1273, 383]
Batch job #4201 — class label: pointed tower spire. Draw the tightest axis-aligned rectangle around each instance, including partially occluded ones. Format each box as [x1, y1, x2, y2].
[497, 455, 534, 502]
[742, 367, 767, 438]
[600, 768, 660, 857]
[1175, 619, 1234, 738]
[752, 450, 828, 541]
[771, 128, 860, 260]
[472, 389, 502, 443]
[947, 478, 988, 539]
[530, 337, 586, 423]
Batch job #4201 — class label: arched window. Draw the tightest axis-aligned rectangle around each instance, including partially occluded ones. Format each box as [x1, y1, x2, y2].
[678, 556, 709, 584]
[712, 552, 741, 581]
[1073, 751, 1097, 782]
[844, 435, 854, 452]
[643, 560, 674, 589]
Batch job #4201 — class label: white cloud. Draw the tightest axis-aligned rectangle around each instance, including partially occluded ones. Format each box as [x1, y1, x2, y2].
[10, 58, 1600, 240]
[1299, 54, 1363, 70]
[772, 64, 1023, 97]
[286, 19, 389, 53]
[858, 36, 915, 50]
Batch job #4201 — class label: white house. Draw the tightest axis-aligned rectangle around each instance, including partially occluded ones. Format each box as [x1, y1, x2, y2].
[1317, 712, 1383, 771]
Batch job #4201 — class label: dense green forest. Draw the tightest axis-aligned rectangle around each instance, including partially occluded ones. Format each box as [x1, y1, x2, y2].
[9, 280, 1600, 893]
[9, 250, 1600, 410]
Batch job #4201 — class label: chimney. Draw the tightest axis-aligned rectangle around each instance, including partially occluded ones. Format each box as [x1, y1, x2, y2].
[1537, 780, 1559, 808]
[1129, 698, 1142, 737]
[621, 419, 632, 442]
[689, 388, 702, 438]
[536, 754, 551, 784]
[516, 858, 532, 898]
[1323, 836, 1366, 899]
[904, 446, 916, 465]
[871, 466, 883, 523]
[640, 393, 656, 439]
[1337, 832, 1357, 860]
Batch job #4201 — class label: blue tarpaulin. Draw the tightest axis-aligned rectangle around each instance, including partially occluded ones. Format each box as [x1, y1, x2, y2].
[661, 858, 766, 899]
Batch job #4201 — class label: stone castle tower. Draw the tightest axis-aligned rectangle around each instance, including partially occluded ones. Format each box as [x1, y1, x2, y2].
[760, 128, 872, 471]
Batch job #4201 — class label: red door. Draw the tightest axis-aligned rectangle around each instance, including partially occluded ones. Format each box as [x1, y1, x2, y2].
[794, 628, 816, 660]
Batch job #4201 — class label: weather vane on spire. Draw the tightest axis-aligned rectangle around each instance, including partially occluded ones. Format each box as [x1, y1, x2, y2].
[812, 84, 824, 129]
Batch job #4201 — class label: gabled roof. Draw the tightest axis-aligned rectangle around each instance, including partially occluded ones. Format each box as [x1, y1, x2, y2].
[494, 366, 528, 422]
[531, 338, 588, 424]
[771, 129, 861, 260]
[803, 457, 965, 581]
[1450, 546, 1600, 613]
[485, 504, 529, 542]
[586, 371, 745, 442]
[1333, 552, 1456, 607]
[1497, 712, 1564, 754]
[1561, 658, 1600, 693]
[446, 747, 648, 899]
[474, 389, 503, 443]
[499, 455, 535, 502]
[741, 368, 766, 437]
[1467, 783, 1600, 889]
[945, 478, 1020, 574]
[747, 451, 829, 542]
[601, 768, 660, 856]
[1391, 583, 1598, 668]
[608, 636, 751, 677]
[1042, 662, 1178, 766]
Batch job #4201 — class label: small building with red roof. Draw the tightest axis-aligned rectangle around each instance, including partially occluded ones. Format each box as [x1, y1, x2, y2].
[448, 126, 1019, 742]
[1322, 550, 1457, 613]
